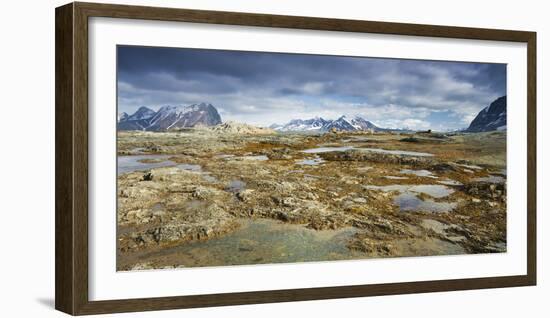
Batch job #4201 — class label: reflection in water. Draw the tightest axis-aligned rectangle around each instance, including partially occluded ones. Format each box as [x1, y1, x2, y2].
[408, 185, 454, 198]
[364, 184, 456, 213]
[119, 155, 214, 181]
[123, 218, 467, 269]
[395, 193, 456, 213]
[118, 155, 174, 175]
[139, 219, 361, 267]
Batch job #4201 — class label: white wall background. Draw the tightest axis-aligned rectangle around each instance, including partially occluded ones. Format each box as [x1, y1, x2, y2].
[0, 0, 547, 316]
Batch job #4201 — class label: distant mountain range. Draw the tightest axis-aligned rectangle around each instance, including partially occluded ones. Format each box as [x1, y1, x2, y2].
[269, 117, 330, 131]
[466, 96, 507, 132]
[270, 115, 385, 132]
[118, 97, 507, 133]
[118, 103, 222, 131]
[272, 96, 507, 133]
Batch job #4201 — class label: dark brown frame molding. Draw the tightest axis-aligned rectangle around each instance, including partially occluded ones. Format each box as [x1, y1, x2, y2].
[55, 2, 537, 315]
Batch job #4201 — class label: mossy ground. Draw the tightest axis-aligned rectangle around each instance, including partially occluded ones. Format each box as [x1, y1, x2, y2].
[116, 130, 507, 270]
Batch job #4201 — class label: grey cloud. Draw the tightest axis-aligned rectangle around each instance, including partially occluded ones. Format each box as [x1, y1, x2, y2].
[117, 45, 506, 130]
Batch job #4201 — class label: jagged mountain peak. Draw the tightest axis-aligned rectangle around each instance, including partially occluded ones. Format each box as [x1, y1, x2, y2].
[273, 116, 330, 132]
[272, 115, 381, 132]
[466, 96, 507, 132]
[118, 103, 222, 131]
[126, 106, 155, 121]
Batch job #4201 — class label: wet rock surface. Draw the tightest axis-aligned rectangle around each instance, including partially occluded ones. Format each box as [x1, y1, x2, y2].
[116, 130, 507, 270]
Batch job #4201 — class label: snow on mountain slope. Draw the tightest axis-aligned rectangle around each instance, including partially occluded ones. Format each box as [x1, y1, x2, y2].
[272, 115, 381, 132]
[273, 117, 330, 131]
[118, 103, 222, 131]
[466, 96, 507, 132]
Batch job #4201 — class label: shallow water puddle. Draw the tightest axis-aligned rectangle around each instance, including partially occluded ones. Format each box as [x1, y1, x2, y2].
[457, 163, 483, 170]
[123, 218, 467, 269]
[296, 156, 325, 165]
[365, 184, 454, 198]
[118, 155, 175, 175]
[409, 185, 454, 198]
[135, 219, 361, 268]
[215, 154, 268, 161]
[385, 176, 409, 180]
[400, 169, 437, 178]
[119, 155, 219, 184]
[364, 184, 456, 213]
[474, 175, 506, 183]
[437, 179, 463, 186]
[359, 148, 433, 157]
[242, 155, 269, 161]
[395, 193, 456, 213]
[215, 154, 236, 159]
[301, 146, 354, 153]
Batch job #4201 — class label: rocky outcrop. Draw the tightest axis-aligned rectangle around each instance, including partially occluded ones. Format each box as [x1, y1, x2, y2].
[206, 122, 275, 135]
[319, 149, 434, 165]
[463, 181, 506, 201]
[116, 128, 507, 270]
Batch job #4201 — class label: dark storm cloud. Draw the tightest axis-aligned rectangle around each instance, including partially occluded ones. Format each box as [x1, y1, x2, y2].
[117, 45, 506, 130]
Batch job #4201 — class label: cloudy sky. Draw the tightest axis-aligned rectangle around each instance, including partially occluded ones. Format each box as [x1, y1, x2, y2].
[117, 45, 506, 131]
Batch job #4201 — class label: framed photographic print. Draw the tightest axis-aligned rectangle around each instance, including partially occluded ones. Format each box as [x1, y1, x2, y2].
[55, 2, 536, 315]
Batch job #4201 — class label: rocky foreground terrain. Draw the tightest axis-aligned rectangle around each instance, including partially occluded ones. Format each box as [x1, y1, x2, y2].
[116, 126, 507, 270]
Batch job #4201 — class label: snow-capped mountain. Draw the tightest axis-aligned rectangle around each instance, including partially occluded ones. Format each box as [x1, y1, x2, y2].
[466, 96, 507, 132]
[322, 115, 381, 132]
[118, 103, 222, 131]
[321, 116, 357, 131]
[117, 106, 156, 130]
[126, 106, 155, 121]
[347, 116, 380, 131]
[117, 112, 128, 122]
[271, 115, 381, 132]
[271, 117, 330, 131]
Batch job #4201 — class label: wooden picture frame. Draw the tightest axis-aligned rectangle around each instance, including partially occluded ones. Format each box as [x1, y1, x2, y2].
[55, 2, 536, 315]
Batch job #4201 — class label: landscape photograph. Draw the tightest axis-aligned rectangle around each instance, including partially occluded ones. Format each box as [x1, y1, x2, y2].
[116, 45, 507, 271]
